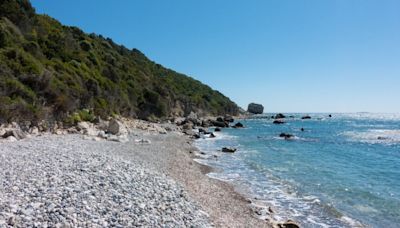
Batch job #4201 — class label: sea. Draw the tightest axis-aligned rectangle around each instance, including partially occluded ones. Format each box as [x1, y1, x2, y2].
[194, 113, 400, 228]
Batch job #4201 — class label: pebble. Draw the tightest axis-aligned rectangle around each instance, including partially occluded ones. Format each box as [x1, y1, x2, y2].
[0, 135, 210, 227]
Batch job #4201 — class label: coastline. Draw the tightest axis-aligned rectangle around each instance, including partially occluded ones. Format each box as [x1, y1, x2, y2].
[105, 126, 272, 227]
[0, 119, 272, 227]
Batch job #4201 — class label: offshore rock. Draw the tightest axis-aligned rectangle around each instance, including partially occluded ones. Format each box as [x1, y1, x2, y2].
[247, 103, 264, 114]
[221, 147, 237, 153]
[273, 120, 285, 124]
[233, 122, 244, 128]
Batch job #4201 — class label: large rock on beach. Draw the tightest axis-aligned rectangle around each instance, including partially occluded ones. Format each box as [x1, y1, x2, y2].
[211, 120, 228, 128]
[278, 220, 300, 228]
[224, 115, 234, 123]
[247, 103, 264, 114]
[2, 129, 27, 140]
[107, 119, 128, 135]
[186, 112, 200, 125]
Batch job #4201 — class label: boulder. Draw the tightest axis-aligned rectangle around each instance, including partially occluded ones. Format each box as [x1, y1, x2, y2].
[301, 115, 311, 119]
[222, 147, 237, 153]
[97, 119, 109, 131]
[273, 120, 285, 124]
[108, 134, 129, 143]
[216, 117, 224, 122]
[278, 220, 300, 228]
[224, 115, 234, 123]
[183, 129, 196, 136]
[211, 120, 228, 128]
[233, 122, 244, 128]
[107, 119, 128, 135]
[201, 120, 211, 128]
[198, 128, 206, 133]
[5, 136, 18, 142]
[84, 128, 98, 136]
[174, 117, 186, 126]
[210, 133, 216, 138]
[19, 121, 31, 132]
[77, 121, 91, 131]
[157, 127, 167, 134]
[186, 112, 200, 126]
[279, 133, 294, 140]
[98, 131, 108, 139]
[328, 114, 332, 118]
[29, 127, 39, 135]
[247, 103, 264, 114]
[275, 113, 286, 119]
[214, 127, 221, 132]
[182, 122, 194, 130]
[2, 130, 27, 140]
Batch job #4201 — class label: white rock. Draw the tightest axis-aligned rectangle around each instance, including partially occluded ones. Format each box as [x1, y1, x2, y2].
[107, 134, 128, 143]
[6, 136, 18, 142]
[83, 128, 98, 136]
[77, 122, 91, 130]
[55, 129, 65, 135]
[118, 135, 129, 143]
[97, 131, 107, 139]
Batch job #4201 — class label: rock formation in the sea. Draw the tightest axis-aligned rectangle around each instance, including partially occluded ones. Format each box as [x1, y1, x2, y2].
[279, 133, 294, 140]
[275, 113, 286, 119]
[247, 103, 264, 114]
[221, 147, 237, 153]
[233, 122, 244, 128]
[273, 120, 285, 124]
[301, 115, 311, 119]
[224, 115, 234, 123]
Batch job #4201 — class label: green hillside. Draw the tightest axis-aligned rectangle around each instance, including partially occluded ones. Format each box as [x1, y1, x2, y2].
[0, 0, 239, 124]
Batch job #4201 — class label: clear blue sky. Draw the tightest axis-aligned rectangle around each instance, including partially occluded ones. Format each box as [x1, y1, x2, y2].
[31, 0, 400, 113]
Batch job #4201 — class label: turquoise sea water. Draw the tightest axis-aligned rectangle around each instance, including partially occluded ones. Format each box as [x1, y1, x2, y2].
[194, 113, 400, 227]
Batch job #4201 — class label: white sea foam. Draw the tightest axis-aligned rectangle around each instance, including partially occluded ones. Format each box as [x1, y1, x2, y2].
[343, 129, 400, 145]
[337, 113, 400, 121]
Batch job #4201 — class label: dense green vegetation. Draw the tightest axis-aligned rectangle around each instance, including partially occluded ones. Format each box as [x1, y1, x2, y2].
[0, 0, 239, 123]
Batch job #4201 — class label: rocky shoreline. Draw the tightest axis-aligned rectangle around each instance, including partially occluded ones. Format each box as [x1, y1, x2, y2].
[0, 115, 297, 227]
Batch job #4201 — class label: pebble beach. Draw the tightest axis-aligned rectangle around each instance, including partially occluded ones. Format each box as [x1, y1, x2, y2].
[0, 121, 270, 227]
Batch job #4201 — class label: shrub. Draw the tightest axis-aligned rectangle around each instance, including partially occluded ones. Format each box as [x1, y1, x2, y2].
[80, 40, 91, 51]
